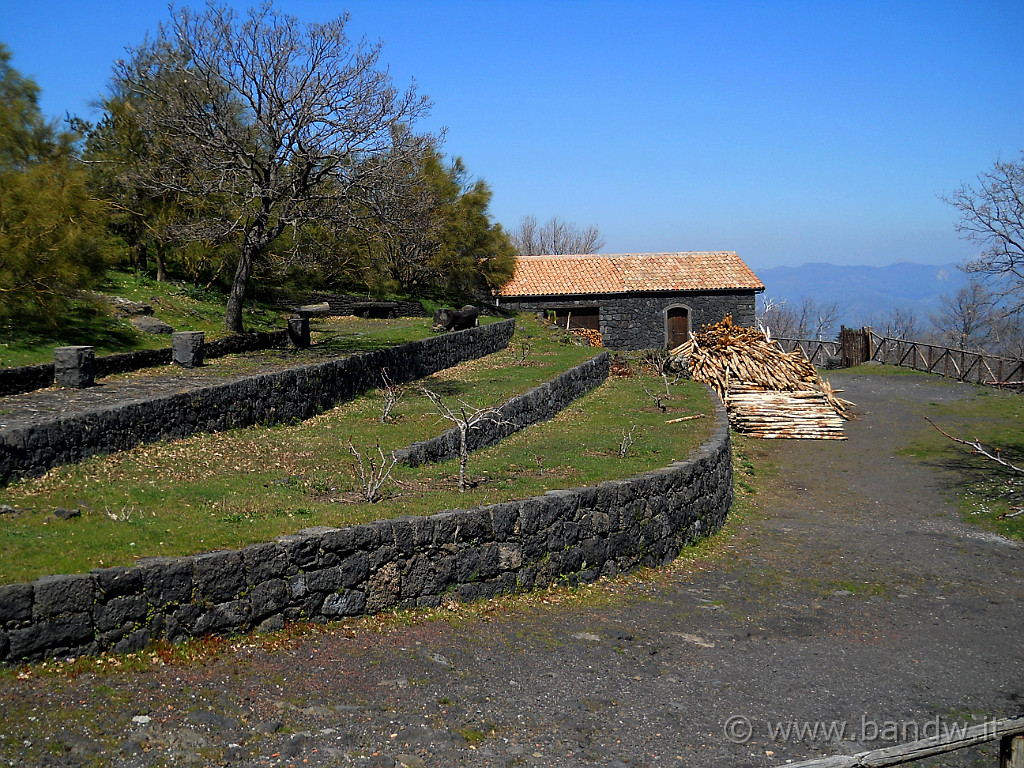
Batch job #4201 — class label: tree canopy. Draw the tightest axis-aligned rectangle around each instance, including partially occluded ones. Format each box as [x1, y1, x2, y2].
[358, 142, 515, 299]
[509, 215, 605, 255]
[944, 153, 1024, 317]
[0, 44, 110, 324]
[109, 3, 432, 331]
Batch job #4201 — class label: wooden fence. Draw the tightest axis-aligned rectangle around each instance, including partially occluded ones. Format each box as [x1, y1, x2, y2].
[775, 329, 1024, 389]
[866, 332, 1024, 387]
[786, 715, 1024, 768]
[773, 337, 841, 368]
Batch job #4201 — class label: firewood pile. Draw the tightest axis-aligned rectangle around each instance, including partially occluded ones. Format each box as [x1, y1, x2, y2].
[570, 328, 603, 347]
[609, 355, 634, 377]
[669, 316, 854, 439]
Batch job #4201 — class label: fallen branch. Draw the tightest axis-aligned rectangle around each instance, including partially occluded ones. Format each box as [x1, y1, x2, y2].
[924, 416, 1024, 474]
[665, 414, 707, 424]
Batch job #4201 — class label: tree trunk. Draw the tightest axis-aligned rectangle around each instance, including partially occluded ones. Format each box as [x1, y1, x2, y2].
[133, 240, 148, 274]
[225, 244, 256, 333]
[458, 426, 468, 492]
[154, 241, 167, 283]
[224, 219, 271, 333]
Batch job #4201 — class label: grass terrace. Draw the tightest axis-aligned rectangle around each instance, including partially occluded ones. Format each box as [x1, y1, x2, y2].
[0, 314, 716, 584]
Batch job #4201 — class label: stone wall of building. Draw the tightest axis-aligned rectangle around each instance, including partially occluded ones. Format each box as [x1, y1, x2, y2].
[500, 291, 757, 349]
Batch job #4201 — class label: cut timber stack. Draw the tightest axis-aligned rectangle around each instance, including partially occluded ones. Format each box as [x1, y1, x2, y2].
[670, 316, 854, 440]
[571, 328, 603, 347]
[727, 387, 846, 440]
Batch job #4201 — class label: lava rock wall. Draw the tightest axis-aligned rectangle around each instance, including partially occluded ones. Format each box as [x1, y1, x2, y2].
[0, 391, 731, 663]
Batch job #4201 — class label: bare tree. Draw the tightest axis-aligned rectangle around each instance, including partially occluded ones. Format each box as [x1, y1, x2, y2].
[929, 280, 999, 351]
[925, 417, 1024, 519]
[877, 306, 921, 341]
[510, 215, 605, 255]
[618, 425, 638, 457]
[420, 387, 511, 492]
[377, 369, 404, 424]
[348, 439, 398, 503]
[757, 296, 839, 340]
[943, 153, 1024, 316]
[112, 3, 431, 331]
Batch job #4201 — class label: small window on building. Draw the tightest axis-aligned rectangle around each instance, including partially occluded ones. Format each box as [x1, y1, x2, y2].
[552, 307, 599, 331]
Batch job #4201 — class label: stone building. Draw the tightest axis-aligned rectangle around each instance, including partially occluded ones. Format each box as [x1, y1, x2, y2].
[495, 252, 765, 349]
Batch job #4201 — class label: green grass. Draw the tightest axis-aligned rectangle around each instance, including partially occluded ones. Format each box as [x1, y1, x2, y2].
[0, 317, 714, 584]
[897, 385, 1024, 540]
[0, 271, 290, 368]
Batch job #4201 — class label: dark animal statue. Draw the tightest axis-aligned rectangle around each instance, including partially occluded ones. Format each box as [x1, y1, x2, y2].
[432, 305, 480, 332]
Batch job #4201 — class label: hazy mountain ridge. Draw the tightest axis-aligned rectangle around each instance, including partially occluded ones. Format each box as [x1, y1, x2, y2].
[753, 262, 971, 326]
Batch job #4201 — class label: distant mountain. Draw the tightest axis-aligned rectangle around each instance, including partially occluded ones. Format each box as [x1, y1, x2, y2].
[753, 262, 970, 326]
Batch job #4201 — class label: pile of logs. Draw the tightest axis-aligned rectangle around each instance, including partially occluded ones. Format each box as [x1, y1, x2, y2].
[670, 316, 854, 439]
[570, 328, 603, 347]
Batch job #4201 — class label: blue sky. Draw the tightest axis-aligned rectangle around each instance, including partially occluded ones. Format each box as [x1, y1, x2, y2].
[3, 0, 1022, 270]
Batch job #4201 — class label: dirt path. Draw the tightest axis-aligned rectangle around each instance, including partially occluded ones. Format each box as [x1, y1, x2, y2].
[2, 372, 1022, 768]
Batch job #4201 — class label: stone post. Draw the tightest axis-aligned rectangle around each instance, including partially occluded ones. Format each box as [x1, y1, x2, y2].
[54, 346, 95, 388]
[172, 331, 205, 368]
[287, 317, 311, 349]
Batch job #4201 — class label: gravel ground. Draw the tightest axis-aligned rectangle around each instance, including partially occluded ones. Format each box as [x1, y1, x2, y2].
[1, 371, 1022, 768]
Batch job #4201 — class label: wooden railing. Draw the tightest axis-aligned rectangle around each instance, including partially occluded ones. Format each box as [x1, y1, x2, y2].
[775, 330, 1024, 389]
[787, 715, 1024, 768]
[867, 332, 1024, 387]
[773, 337, 841, 368]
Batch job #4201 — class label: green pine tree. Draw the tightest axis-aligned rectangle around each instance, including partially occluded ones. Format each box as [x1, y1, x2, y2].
[0, 43, 111, 324]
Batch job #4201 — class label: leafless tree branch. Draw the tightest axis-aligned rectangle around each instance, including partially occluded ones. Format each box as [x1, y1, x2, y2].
[348, 439, 398, 502]
[924, 416, 1024, 474]
[420, 387, 513, 492]
[510, 215, 605, 255]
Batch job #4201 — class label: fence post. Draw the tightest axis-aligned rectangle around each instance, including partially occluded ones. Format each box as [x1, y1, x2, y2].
[1001, 734, 1024, 768]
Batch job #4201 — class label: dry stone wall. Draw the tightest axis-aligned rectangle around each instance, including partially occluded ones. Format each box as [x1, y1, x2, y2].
[396, 352, 610, 466]
[0, 321, 514, 485]
[0, 330, 293, 398]
[0, 392, 731, 663]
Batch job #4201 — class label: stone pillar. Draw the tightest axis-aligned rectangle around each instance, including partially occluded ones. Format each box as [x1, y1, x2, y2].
[287, 317, 310, 348]
[172, 331, 204, 368]
[54, 346, 95, 388]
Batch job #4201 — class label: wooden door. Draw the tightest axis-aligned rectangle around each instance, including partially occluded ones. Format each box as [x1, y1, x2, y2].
[667, 307, 689, 348]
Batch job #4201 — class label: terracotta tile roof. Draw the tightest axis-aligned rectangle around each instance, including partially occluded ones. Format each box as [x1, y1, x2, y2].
[498, 252, 765, 297]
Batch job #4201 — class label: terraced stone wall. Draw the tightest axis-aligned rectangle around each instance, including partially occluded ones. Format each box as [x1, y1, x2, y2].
[0, 321, 515, 485]
[0, 331, 294, 398]
[396, 352, 610, 466]
[0, 393, 731, 663]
